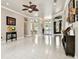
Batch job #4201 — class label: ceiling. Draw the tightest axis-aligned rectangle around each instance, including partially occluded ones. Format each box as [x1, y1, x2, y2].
[1, 0, 66, 18]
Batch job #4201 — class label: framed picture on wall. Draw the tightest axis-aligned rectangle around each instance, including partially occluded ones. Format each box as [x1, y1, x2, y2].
[6, 16, 16, 25]
[68, 0, 76, 23]
[54, 20, 62, 34]
[76, 0, 78, 21]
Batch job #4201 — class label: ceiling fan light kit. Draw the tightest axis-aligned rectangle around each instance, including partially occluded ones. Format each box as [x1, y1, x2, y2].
[22, 2, 39, 13]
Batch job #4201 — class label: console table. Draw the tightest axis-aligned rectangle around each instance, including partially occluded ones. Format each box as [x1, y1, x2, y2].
[6, 32, 17, 42]
[62, 35, 75, 57]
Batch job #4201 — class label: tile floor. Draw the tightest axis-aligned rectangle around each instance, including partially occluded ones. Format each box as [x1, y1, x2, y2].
[1, 35, 74, 59]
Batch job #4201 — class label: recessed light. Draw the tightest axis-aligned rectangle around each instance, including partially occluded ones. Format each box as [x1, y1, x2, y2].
[6, 3, 9, 5]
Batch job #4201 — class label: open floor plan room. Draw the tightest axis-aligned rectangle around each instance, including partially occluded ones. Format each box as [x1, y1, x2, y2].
[1, 0, 78, 59]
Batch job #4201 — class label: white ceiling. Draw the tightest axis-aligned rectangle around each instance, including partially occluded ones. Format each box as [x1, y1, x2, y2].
[1, 0, 66, 18]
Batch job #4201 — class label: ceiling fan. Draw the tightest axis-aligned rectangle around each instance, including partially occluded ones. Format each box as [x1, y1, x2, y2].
[22, 2, 39, 13]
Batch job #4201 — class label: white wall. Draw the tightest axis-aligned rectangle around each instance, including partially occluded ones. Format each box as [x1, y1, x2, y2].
[73, 21, 78, 59]
[26, 19, 32, 36]
[62, 5, 69, 29]
[1, 8, 24, 40]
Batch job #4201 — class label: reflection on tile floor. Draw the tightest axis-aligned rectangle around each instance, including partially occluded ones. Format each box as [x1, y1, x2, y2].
[1, 35, 74, 59]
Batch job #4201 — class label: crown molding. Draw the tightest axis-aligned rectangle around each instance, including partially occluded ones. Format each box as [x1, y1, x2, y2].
[1, 5, 27, 18]
[1, 5, 39, 18]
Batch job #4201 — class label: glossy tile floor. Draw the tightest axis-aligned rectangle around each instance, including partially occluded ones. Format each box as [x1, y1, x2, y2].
[2, 35, 74, 59]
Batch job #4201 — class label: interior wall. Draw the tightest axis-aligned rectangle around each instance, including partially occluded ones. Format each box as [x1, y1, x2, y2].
[62, 4, 69, 31]
[63, 2, 78, 59]
[1, 8, 24, 40]
[25, 18, 32, 36]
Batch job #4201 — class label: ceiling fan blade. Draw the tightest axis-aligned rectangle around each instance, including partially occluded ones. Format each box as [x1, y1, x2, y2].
[23, 5, 29, 8]
[22, 9, 28, 11]
[29, 2, 32, 4]
[34, 8, 39, 11]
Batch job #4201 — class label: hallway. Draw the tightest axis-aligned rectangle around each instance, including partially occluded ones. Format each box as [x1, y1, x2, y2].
[2, 35, 74, 59]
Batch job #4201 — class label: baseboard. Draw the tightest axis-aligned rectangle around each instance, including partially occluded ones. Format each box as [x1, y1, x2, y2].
[75, 55, 78, 59]
[17, 36, 24, 40]
[24, 35, 32, 37]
